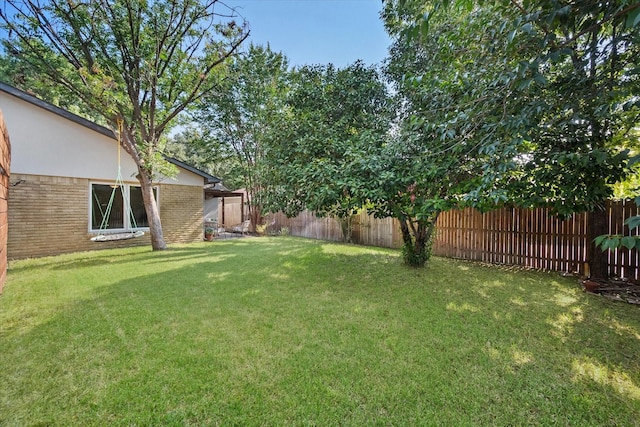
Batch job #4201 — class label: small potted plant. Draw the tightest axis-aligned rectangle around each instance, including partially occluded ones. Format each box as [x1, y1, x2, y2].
[204, 226, 215, 241]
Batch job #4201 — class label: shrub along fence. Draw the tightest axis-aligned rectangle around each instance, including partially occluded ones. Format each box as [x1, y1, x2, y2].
[264, 199, 639, 280]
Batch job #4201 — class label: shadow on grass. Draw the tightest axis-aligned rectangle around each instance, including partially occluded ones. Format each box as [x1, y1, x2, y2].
[7, 246, 208, 274]
[7, 238, 309, 274]
[1, 237, 639, 425]
[435, 257, 640, 400]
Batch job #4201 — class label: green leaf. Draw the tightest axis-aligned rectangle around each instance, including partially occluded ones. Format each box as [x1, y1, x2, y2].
[533, 73, 547, 85]
[594, 234, 608, 247]
[420, 18, 430, 39]
[625, 215, 640, 230]
[626, 7, 640, 28]
[600, 235, 625, 251]
[621, 236, 637, 250]
[601, 237, 614, 251]
[606, 237, 621, 250]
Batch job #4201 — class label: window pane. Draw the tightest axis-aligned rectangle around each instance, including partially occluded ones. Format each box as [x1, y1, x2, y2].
[129, 186, 156, 228]
[91, 184, 124, 230]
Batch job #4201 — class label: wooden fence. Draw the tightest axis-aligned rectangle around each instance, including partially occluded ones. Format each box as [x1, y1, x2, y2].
[434, 206, 589, 274]
[435, 201, 639, 280]
[265, 210, 403, 248]
[606, 200, 640, 280]
[264, 200, 639, 280]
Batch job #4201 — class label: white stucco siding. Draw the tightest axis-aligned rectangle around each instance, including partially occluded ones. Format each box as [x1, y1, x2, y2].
[0, 91, 204, 186]
[158, 167, 205, 186]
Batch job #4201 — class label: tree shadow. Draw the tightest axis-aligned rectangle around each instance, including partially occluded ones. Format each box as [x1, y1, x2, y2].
[436, 258, 640, 420]
[2, 238, 639, 425]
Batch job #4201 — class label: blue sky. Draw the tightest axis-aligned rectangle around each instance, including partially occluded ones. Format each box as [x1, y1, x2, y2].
[226, 0, 391, 68]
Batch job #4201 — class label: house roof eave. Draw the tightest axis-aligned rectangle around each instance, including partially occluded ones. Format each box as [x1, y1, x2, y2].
[0, 81, 115, 139]
[0, 81, 220, 184]
[165, 156, 220, 184]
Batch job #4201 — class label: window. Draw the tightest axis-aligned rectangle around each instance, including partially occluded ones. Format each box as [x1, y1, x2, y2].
[90, 183, 157, 232]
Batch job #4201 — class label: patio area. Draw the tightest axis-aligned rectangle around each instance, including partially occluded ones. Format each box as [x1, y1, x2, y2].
[204, 219, 250, 240]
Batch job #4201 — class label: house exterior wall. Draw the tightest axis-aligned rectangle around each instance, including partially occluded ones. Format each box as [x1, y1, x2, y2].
[160, 184, 204, 244]
[204, 197, 219, 223]
[0, 88, 203, 186]
[8, 173, 205, 260]
[8, 173, 148, 259]
[1, 85, 211, 259]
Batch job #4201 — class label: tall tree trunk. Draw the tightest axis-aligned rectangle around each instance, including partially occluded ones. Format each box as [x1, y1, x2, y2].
[138, 169, 167, 250]
[120, 125, 167, 251]
[587, 206, 608, 279]
[248, 202, 261, 234]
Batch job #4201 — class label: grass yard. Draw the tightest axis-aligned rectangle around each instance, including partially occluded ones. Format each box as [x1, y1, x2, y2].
[1, 237, 639, 426]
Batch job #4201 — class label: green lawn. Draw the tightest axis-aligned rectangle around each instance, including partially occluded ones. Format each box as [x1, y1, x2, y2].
[1, 237, 639, 426]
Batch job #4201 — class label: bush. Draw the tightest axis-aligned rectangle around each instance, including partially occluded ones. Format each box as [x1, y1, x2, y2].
[401, 227, 435, 267]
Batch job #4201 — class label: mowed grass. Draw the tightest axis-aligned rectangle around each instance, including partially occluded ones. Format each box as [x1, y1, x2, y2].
[1, 237, 639, 426]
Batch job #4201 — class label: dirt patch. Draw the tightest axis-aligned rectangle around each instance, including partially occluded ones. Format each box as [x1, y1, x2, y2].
[582, 278, 640, 305]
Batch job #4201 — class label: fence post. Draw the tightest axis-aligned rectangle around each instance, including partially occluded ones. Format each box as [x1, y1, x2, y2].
[586, 207, 609, 279]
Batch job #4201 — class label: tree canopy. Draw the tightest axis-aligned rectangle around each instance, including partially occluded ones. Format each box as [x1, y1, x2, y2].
[6, 0, 637, 270]
[379, 4, 532, 265]
[0, 0, 249, 249]
[380, 0, 640, 269]
[261, 61, 394, 242]
[190, 44, 289, 231]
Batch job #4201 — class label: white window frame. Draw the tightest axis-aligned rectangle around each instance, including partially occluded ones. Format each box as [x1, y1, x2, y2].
[88, 182, 159, 233]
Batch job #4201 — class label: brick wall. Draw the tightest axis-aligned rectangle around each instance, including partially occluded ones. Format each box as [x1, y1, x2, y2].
[8, 174, 203, 260]
[0, 111, 9, 293]
[160, 184, 204, 243]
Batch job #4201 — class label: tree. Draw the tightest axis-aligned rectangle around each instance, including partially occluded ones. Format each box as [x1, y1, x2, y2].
[382, 0, 640, 271]
[0, 42, 104, 123]
[0, 0, 249, 250]
[165, 125, 245, 190]
[380, 4, 533, 266]
[192, 44, 289, 232]
[497, 0, 640, 278]
[261, 61, 393, 243]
